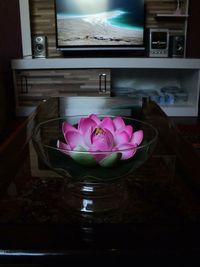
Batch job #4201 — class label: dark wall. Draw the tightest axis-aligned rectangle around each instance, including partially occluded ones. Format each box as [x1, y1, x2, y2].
[186, 0, 200, 58]
[0, 0, 22, 124]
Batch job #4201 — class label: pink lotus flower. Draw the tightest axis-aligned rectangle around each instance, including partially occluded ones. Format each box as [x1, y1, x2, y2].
[57, 114, 143, 167]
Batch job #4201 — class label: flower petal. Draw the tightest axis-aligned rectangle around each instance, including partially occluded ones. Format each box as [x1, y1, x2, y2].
[117, 143, 137, 160]
[90, 138, 109, 151]
[130, 130, 143, 146]
[99, 117, 115, 133]
[78, 118, 97, 134]
[114, 130, 130, 146]
[89, 114, 101, 125]
[99, 152, 121, 167]
[62, 121, 77, 135]
[124, 125, 133, 140]
[83, 126, 93, 148]
[57, 140, 71, 155]
[91, 129, 113, 151]
[113, 116, 125, 131]
[64, 131, 84, 149]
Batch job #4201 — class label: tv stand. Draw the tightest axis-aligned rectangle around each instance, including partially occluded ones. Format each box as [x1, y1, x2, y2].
[11, 57, 200, 117]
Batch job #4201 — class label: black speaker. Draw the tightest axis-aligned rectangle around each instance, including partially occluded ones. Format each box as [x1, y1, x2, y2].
[32, 35, 47, 58]
[169, 35, 185, 58]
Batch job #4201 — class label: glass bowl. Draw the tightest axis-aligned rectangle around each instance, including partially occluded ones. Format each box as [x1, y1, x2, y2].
[32, 115, 158, 214]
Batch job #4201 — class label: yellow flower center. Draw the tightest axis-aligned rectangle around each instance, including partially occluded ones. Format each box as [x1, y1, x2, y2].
[94, 127, 105, 135]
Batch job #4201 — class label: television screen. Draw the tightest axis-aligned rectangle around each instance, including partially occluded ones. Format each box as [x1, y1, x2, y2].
[54, 0, 145, 51]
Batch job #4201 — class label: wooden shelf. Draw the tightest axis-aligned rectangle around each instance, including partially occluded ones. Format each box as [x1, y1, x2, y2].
[156, 14, 189, 19]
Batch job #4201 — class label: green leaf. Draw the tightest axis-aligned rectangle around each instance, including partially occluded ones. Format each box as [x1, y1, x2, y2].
[70, 145, 97, 166]
[99, 152, 121, 167]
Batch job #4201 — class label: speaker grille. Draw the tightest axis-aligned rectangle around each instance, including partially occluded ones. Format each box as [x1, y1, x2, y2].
[169, 35, 185, 58]
[32, 35, 47, 58]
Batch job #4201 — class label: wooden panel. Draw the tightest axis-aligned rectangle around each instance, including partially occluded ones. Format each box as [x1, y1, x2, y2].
[29, 0, 188, 58]
[29, 0, 61, 57]
[16, 69, 111, 106]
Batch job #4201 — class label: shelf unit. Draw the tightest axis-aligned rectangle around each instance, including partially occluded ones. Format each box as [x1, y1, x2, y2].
[155, 0, 189, 58]
[11, 57, 200, 117]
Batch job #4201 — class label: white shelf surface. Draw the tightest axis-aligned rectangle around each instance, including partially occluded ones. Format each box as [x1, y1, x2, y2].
[162, 106, 198, 117]
[11, 58, 200, 70]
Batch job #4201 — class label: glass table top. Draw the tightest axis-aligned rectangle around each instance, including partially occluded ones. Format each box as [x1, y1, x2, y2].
[1, 96, 200, 224]
[0, 96, 200, 262]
